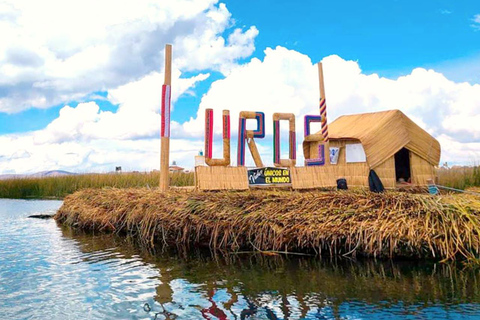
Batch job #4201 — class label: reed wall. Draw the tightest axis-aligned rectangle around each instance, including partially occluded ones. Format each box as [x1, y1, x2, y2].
[291, 166, 337, 189]
[195, 166, 248, 190]
[195, 139, 437, 191]
[411, 152, 436, 185]
[328, 139, 369, 187]
[374, 156, 396, 188]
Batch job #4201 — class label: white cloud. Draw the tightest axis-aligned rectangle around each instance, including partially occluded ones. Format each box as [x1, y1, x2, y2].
[437, 134, 480, 165]
[473, 14, 480, 30]
[0, 65, 209, 173]
[0, 0, 257, 113]
[34, 69, 209, 144]
[178, 47, 480, 166]
[0, 133, 203, 174]
[1, 46, 480, 173]
[178, 47, 317, 139]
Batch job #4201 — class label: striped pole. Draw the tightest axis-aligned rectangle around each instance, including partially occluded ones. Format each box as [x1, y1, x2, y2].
[205, 109, 214, 159]
[289, 130, 296, 160]
[237, 117, 246, 166]
[204, 109, 231, 166]
[318, 62, 329, 143]
[273, 120, 280, 165]
[160, 44, 172, 191]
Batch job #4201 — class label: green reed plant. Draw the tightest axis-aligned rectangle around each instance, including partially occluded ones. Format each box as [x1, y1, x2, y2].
[0, 171, 194, 199]
[3, 165, 479, 199]
[437, 165, 480, 190]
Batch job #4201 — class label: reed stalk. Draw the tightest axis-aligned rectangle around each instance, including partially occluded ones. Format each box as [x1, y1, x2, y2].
[55, 188, 480, 262]
[437, 165, 480, 190]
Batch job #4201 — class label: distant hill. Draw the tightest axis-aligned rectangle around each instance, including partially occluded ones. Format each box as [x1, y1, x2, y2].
[29, 170, 76, 178]
[0, 170, 76, 180]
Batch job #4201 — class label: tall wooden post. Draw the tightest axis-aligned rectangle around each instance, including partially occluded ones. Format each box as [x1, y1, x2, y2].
[318, 62, 330, 165]
[160, 44, 172, 191]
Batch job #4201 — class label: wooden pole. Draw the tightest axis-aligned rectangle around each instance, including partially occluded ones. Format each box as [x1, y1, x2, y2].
[247, 138, 264, 167]
[318, 62, 330, 165]
[318, 63, 326, 101]
[160, 44, 172, 191]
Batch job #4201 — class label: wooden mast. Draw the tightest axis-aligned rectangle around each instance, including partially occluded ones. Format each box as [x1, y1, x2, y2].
[160, 44, 172, 191]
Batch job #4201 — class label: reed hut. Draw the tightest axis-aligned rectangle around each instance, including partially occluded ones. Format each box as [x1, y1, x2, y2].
[303, 109, 441, 188]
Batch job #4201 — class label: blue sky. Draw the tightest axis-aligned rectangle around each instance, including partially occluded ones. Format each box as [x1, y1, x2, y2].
[0, 0, 479, 173]
[224, 0, 480, 76]
[166, 0, 480, 133]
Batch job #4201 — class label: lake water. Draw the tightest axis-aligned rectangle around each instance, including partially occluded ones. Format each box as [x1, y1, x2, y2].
[2, 199, 480, 320]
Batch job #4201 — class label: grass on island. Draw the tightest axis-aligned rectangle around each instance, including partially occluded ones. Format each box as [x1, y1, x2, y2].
[0, 171, 194, 199]
[0, 165, 479, 199]
[56, 188, 480, 262]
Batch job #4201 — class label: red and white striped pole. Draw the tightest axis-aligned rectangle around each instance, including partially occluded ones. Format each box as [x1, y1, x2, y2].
[318, 62, 329, 142]
[160, 44, 172, 191]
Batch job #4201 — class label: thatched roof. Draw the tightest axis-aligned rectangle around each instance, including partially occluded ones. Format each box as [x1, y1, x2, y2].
[321, 110, 440, 168]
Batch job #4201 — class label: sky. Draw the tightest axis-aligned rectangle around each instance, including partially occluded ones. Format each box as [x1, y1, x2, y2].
[0, 0, 479, 174]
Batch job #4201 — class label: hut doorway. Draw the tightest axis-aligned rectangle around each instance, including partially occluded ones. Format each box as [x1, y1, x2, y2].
[394, 148, 411, 183]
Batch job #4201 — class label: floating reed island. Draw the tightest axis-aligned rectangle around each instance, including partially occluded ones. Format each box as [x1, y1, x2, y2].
[55, 188, 480, 262]
[54, 45, 480, 263]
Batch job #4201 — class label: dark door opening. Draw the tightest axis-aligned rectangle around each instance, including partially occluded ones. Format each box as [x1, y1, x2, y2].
[394, 147, 411, 183]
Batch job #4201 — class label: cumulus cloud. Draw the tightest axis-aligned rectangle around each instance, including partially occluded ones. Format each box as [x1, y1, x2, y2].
[178, 47, 480, 166]
[0, 65, 209, 173]
[0, 0, 257, 113]
[0, 133, 203, 174]
[1, 46, 480, 173]
[178, 47, 317, 139]
[34, 69, 209, 144]
[437, 134, 480, 165]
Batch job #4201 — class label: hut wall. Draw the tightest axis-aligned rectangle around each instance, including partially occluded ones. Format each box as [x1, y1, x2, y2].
[410, 152, 436, 185]
[306, 139, 400, 188]
[328, 139, 369, 187]
[195, 166, 248, 190]
[373, 156, 396, 188]
[291, 166, 337, 189]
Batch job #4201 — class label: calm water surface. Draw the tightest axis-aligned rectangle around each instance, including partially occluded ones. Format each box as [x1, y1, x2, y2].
[1, 199, 480, 320]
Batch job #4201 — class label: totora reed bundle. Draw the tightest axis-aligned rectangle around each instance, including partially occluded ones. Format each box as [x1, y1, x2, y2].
[55, 188, 480, 261]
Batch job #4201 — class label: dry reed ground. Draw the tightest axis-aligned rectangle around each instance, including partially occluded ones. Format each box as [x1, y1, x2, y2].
[55, 188, 480, 262]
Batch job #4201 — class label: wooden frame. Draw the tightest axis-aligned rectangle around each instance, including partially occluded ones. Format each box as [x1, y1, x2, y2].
[273, 113, 296, 167]
[205, 109, 230, 166]
[237, 111, 265, 167]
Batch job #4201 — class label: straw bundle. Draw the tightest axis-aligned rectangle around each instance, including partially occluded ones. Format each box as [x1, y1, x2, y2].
[273, 112, 296, 167]
[195, 166, 248, 190]
[290, 167, 337, 189]
[56, 188, 480, 261]
[411, 152, 436, 185]
[373, 156, 396, 188]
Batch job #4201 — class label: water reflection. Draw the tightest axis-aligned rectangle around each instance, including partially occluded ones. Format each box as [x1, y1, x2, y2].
[1, 199, 480, 320]
[60, 226, 480, 320]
